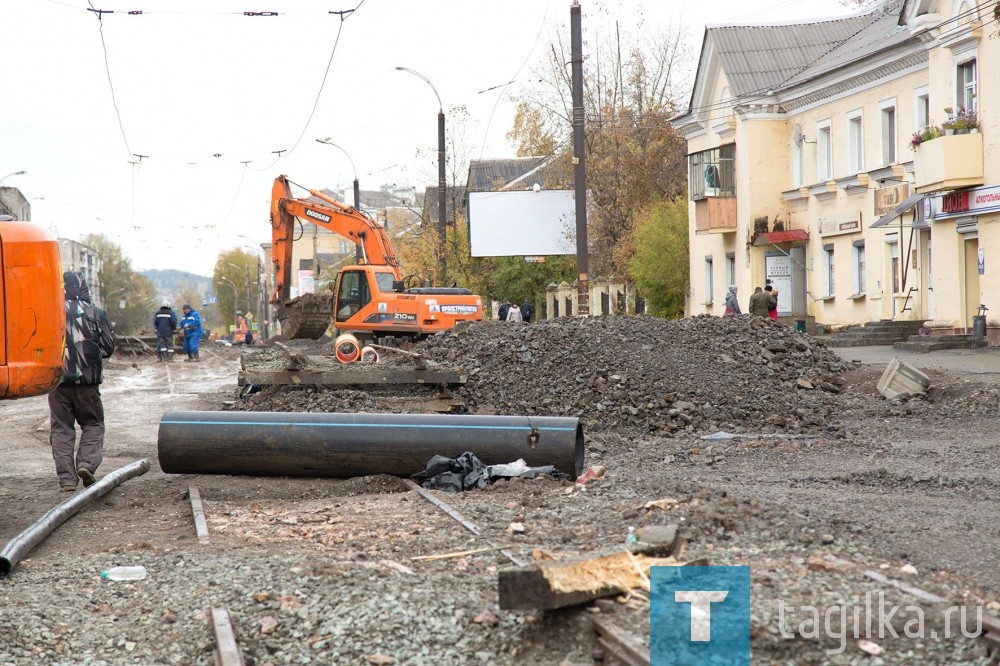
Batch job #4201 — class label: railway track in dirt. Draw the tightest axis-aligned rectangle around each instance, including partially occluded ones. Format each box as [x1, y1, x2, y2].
[1, 452, 664, 666]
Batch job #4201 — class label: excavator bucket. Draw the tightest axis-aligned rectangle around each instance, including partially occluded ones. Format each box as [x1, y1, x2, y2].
[278, 292, 335, 340]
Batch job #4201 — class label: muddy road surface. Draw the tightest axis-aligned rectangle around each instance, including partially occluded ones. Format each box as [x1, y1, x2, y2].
[0, 321, 997, 665]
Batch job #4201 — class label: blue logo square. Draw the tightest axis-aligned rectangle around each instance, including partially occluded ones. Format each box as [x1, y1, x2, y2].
[650, 565, 750, 665]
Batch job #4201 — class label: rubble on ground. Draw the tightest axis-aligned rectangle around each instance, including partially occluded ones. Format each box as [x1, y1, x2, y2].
[237, 314, 852, 436]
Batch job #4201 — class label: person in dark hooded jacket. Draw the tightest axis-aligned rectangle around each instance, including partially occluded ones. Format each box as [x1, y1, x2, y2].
[48, 271, 116, 491]
[153, 299, 178, 361]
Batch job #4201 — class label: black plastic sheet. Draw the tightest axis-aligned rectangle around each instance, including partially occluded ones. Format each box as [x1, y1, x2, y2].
[412, 452, 570, 492]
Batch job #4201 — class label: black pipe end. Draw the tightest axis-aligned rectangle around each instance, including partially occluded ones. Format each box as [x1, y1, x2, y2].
[574, 422, 586, 479]
[0, 558, 12, 579]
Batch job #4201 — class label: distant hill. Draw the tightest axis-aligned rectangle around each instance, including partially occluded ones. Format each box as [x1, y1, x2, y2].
[142, 269, 213, 302]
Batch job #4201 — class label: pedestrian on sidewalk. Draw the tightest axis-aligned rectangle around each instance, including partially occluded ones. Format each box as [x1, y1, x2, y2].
[724, 285, 741, 315]
[152, 299, 178, 361]
[180, 304, 202, 361]
[48, 271, 116, 492]
[749, 286, 770, 317]
[506, 301, 523, 322]
[520, 298, 535, 323]
[497, 298, 511, 322]
[765, 285, 779, 321]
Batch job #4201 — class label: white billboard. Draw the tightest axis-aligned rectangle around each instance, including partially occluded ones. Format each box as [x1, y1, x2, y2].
[468, 190, 576, 257]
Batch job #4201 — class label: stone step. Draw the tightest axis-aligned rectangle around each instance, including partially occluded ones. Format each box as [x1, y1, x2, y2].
[862, 320, 925, 330]
[826, 337, 901, 348]
[903, 334, 973, 343]
[892, 338, 986, 353]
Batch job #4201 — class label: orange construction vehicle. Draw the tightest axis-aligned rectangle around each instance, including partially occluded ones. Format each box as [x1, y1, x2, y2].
[0, 217, 65, 399]
[270, 175, 483, 341]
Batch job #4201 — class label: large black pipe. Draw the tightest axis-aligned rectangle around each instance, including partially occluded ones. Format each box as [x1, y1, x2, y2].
[0, 459, 151, 578]
[158, 411, 584, 480]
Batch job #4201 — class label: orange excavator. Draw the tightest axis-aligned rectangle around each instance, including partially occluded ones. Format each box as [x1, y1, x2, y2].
[270, 175, 483, 341]
[0, 217, 65, 399]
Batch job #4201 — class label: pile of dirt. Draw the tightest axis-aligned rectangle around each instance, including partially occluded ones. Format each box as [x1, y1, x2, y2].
[237, 314, 853, 436]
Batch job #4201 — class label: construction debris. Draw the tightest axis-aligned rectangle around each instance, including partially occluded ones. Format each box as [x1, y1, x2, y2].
[497, 549, 691, 611]
[877, 357, 931, 399]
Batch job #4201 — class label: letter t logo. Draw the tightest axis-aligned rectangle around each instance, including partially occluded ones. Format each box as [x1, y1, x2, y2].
[675, 591, 729, 641]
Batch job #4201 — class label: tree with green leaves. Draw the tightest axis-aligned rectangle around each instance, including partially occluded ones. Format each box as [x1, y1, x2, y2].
[628, 198, 689, 319]
[212, 249, 259, 331]
[506, 14, 690, 283]
[79, 233, 157, 335]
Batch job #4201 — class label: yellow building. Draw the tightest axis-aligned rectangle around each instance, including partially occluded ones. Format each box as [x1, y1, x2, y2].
[672, 0, 997, 338]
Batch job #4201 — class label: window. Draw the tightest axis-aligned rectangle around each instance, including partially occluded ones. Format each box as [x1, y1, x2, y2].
[852, 242, 866, 296]
[726, 252, 736, 288]
[817, 121, 832, 180]
[847, 111, 864, 174]
[823, 245, 835, 298]
[915, 86, 930, 130]
[705, 257, 714, 304]
[880, 102, 896, 166]
[958, 59, 977, 111]
[689, 144, 736, 200]
[335, 270, 372, 322]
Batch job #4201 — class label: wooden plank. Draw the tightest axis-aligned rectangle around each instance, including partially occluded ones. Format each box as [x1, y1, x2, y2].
[239, 367, 467, 386]
[981, 614, 1000, 635]
[210, 607, 245, 666]
[862, 570, 947, 604]
[189, 486, 210, 545]
[594, 618, 650, 666]
[403, 479, 525, 567]
[498, 551, 683, 611]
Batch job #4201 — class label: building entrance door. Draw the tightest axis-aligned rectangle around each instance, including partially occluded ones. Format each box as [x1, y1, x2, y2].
[963, 235, 980, 331]
[922, 230, 933, 320]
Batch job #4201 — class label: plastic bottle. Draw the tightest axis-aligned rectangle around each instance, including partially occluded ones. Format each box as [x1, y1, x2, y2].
[625, 526, 637, 546]
[101, 565, 147, 581]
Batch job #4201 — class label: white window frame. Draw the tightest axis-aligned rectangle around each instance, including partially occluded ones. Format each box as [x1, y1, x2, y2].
[852, 242, 866, 296]
[704, 256, 714, 305]
[914, 85, 930, 131]
[879, 99, 897, 166]
[823, 245, 836, 298]
[725, 253, 736, 288]
[957, 58, 977, 112]
[847, 110, 864, 174]
[816, 120, 832, 181]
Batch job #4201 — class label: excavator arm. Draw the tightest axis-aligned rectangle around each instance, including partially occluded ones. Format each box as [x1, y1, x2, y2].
[269, 175, 405, 339]
[270, 175, 400, 304]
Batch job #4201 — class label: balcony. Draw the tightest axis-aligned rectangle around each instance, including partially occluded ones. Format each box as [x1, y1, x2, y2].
[914, 133, 983, 194]
[694, 196, 737, 233]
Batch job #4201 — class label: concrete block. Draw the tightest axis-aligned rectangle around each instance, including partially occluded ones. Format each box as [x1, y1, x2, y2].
[877, 357, 930, 398]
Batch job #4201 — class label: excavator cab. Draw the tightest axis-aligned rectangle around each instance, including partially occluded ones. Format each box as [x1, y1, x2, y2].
[336, 269, 371, 322]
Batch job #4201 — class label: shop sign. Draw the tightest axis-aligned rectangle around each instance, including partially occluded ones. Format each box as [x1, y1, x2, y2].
[874, 183, 910, 217]
[818, 210, 862, 237]
[930, 185, 1000, 220]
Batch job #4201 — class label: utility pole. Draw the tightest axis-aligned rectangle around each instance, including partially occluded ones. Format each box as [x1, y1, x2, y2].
[571, 1, 589, 315]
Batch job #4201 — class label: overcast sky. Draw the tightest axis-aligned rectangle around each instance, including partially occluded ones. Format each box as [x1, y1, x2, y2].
[2, 0, 854, 275]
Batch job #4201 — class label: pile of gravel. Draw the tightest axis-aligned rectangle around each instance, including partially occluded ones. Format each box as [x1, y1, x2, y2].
[238, 315, 850, 436]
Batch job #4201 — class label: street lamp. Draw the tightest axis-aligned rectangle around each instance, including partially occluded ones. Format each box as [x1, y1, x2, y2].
[395, 66, 446, 281]
[218, 277, 239, 328]
[0, 170, 26, 186]
[236, 237, 267, 328]
[315, 138, 361, 211]
[225, 261, 252, 315]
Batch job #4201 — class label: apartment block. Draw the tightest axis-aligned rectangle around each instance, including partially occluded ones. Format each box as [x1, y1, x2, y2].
[671, 0, 997, 336]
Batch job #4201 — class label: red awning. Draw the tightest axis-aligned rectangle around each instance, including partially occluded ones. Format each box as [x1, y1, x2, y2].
[751, 229, 809, 246]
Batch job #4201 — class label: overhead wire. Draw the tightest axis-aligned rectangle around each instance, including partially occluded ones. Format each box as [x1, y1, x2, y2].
[474, 0, 551, 163]
[87, 0, 134, 161]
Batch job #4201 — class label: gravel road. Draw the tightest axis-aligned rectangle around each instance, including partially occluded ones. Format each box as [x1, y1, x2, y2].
[0, 317, 997, 665]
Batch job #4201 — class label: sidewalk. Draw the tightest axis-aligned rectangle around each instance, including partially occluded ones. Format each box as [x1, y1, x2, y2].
[832, 344, 1000, 379]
